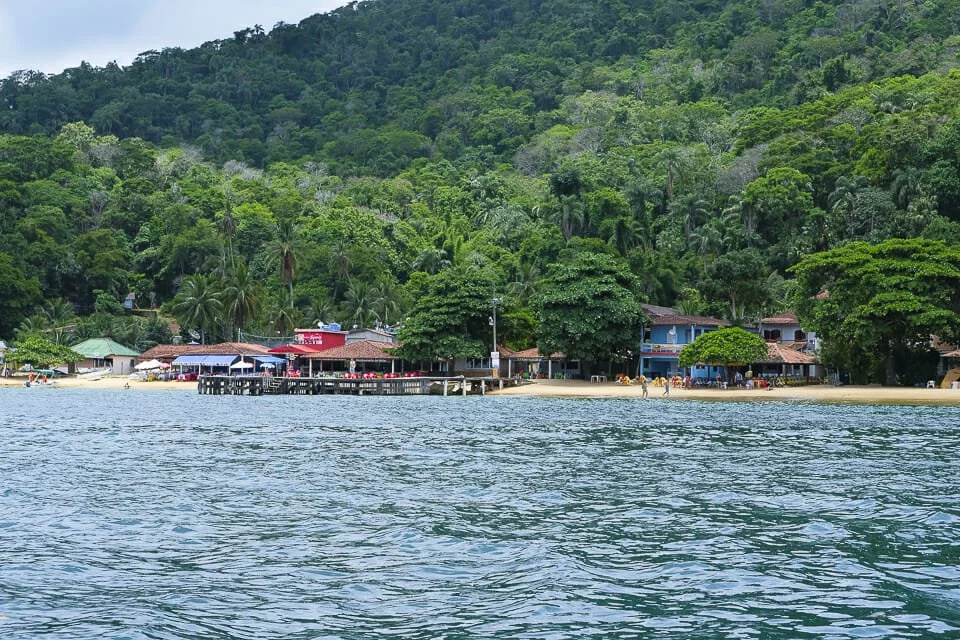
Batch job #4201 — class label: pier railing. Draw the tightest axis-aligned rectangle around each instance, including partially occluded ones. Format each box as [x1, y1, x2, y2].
[197, 375, 509, 396]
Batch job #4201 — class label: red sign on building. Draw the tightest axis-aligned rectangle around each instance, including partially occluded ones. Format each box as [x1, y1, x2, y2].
[293, 328, 346, 350]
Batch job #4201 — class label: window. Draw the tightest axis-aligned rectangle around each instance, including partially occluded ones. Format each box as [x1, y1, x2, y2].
[465, 358, 492, 369]
[794, 330, 806, 342]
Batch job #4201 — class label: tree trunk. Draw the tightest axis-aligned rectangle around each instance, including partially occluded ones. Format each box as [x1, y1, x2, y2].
[884, 347, 897, 386]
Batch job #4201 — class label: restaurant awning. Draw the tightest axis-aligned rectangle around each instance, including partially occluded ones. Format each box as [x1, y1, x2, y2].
[171, 354, 238, 367]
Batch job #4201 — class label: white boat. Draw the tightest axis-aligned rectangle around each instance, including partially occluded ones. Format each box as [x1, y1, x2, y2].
[78, 369, 109, 381]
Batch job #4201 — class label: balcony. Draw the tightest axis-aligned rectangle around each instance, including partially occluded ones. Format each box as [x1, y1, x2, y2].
[640, 343, 686, 356]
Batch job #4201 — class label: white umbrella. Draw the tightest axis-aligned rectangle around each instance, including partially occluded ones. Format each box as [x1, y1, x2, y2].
[230, 361, 255, 369]
[259, 362, 276, 368]
[135, 359, 163, 371]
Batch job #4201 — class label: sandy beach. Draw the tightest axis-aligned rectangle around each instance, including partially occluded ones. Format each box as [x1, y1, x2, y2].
[0, 375, 193, 391]
[3, 375, 959, 405]
[492, 379, 960, 405]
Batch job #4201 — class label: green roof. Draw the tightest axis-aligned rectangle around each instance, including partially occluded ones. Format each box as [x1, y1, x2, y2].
[70, 338, 140, 358]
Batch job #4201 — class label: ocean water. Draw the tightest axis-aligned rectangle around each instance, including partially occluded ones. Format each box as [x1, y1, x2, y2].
[1, 389, 958, 639]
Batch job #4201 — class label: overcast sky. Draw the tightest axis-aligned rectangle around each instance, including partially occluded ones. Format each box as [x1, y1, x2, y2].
[0, 1, 347, 79]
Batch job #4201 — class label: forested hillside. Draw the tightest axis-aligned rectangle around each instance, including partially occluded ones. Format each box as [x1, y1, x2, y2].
[2, 0, 960, 382]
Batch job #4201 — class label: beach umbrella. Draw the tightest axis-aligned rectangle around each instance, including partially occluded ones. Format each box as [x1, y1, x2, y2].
[135, 359, 163, 371]
[260, 362, 276, 368]
[158, 362, 171, 369]
[230, 361, 254, 370]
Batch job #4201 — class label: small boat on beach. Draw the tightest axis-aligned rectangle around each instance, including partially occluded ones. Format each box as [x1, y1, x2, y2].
[78, 369, 109, 381]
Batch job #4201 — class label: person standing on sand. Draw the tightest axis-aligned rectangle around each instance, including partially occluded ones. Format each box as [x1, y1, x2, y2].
[640, 375, 648, 399]
[663, 377, 670, 397]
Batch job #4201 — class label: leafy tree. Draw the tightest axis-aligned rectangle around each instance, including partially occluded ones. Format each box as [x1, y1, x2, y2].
[699, 249, 773, 322]
[397, 267, 499, 362]
[534, 252, 646, 367]
[790, 239, 960, 385]
[12, 335, 82, 368]
[0, 252, 42, 337]
[678, 327, 768, 371]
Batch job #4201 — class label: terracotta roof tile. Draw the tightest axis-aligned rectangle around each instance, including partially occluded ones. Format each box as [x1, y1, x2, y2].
[300, 340, 398, 361]
[758, 342, 818, 364]
[649, 314, 730, 327]
[139, 342, 271, 361]
[761, 311, 799, 324]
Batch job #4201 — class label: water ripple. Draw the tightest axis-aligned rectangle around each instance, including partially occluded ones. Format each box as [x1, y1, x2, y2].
[1, 389, 959, 638]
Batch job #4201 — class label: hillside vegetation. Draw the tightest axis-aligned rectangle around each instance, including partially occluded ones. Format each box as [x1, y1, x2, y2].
[2, 0, 960, 382]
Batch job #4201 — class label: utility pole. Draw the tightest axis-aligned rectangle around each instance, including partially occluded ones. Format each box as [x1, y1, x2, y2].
[489, 296, 502, 377]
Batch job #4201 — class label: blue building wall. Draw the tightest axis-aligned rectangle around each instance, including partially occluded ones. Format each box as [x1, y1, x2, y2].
[639, 323, 724, 380]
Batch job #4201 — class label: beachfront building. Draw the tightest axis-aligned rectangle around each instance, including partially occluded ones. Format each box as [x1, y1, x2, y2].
[496, 346, 580, 379]
[759, 311, 820, 351]
[297, 340, 400, 376]
[347, 327, 398, 344]
[71, 338, 140, 375]
[638, 304, 728, 380]
[138, 342, 279, 376]
[751, 342, 821, 380]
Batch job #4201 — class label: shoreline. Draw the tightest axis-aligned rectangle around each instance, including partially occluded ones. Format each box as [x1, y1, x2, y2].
[490, 379, 960, 406]
[3, 375, 960, 406]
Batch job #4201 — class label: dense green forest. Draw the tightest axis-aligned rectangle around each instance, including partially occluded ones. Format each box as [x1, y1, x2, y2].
[2, 0, 960, 382]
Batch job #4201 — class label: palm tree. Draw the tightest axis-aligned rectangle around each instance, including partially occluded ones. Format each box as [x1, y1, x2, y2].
[412, 247, 450, 274]
[267, 289, 301, 338]
[598, 216, 637, 255]
[173, 275, 223, 344]
[656, 147, 687, 202]
[266, 218, 304, 299]
[373, 279, 403, 325]
[327, 238, 353, 299]
[344, 279, 382, 328]
[550, 195, 585, 241]
[222, 263, 261, 339]
[669, 194, 709, 236]
[890, 167, 923, 209]
[508, 263, 540, 305]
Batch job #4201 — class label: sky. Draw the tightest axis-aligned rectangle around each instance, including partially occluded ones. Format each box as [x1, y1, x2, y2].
[0, 0, 347, 79]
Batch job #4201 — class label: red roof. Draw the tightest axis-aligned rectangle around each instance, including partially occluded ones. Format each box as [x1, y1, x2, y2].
[649, 314, 730, 327]
[762, 311, 799, 325]
[758, 342, 817, 365]
[502, 347, 565, 359]
[268, 343, 329, 355]
[139, 342, 271, 361]
[299, 340, 398, 361]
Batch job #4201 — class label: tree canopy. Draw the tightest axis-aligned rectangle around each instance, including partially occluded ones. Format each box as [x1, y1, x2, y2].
[1, 1, 960, 379]
[678, 327, 768, 369]
[534, 252, 646, 363]
[790, 238, 960, 385]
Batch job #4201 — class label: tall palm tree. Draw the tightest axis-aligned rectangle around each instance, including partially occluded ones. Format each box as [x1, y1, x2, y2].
[508, 263, 540, 305]
[373, 279, 403, 325]
[173, 275, 223, 344]
[344, 279, 382, 328]
[268, 289, 301, 337]
[222, 263, 261, 340]
[266, 218, 304, 299]
[328, 238, 353, 299]
[550, 195, 585, 241]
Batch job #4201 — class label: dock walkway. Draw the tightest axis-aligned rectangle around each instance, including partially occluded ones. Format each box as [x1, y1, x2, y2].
[197, 375, 507, 396]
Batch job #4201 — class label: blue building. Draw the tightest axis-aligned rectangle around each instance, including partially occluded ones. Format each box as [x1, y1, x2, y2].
[638, 304, 729, 380]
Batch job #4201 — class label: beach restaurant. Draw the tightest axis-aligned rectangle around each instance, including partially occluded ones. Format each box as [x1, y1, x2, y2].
[138, 342, 281, 376]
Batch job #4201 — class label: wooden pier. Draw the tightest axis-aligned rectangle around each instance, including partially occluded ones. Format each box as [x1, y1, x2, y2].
[197, 375, 507, 396]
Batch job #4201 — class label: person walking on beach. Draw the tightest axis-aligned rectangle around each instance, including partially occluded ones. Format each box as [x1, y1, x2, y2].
[663, 376, 670, 397]
[640, 375, 648, 399]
